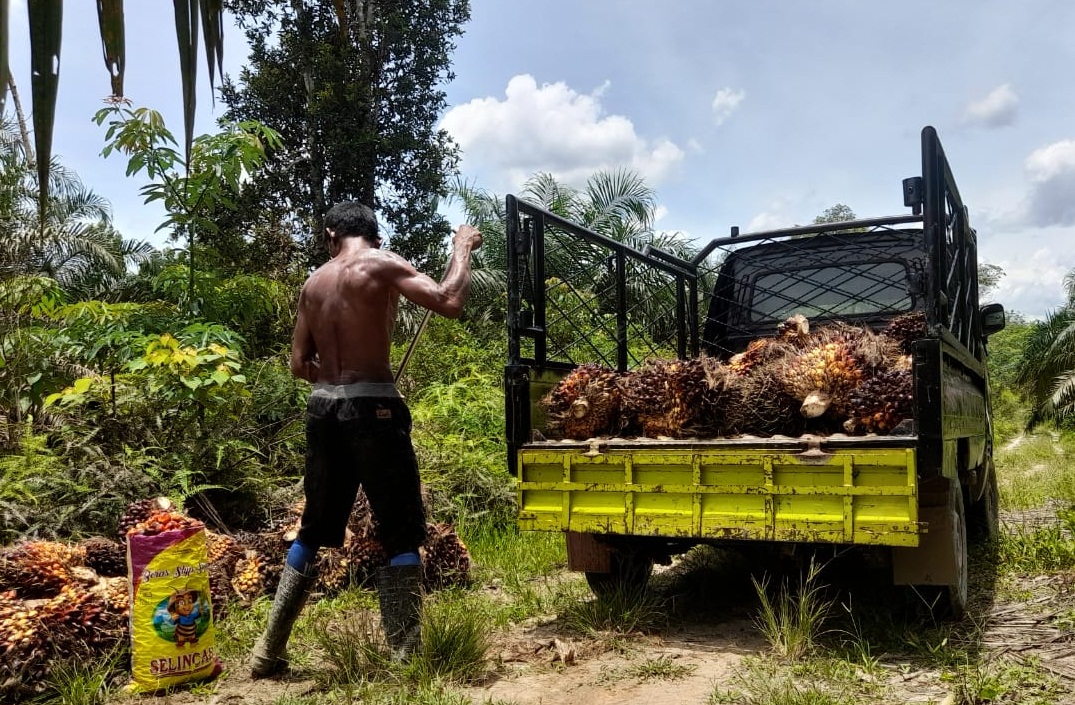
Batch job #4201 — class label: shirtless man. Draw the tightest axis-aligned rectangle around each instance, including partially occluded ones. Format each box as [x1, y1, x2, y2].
[251, 201, 481, 677]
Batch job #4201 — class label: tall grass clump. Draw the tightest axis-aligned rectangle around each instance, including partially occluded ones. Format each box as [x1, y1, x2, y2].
[752, 559, 834, 661]
[308, 609, 395, 687]
[562, 583, 667, 636]
[409, 591, 493, 684]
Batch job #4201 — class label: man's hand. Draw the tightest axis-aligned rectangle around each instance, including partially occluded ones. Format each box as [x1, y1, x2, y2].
[454, 224, 483, 252]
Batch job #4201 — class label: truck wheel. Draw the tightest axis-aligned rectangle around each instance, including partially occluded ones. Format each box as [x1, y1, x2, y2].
[967, 458, 1000, 542]
[585, 551, 653, 598]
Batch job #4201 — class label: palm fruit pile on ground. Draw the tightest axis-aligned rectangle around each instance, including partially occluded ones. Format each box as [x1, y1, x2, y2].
[0, 541, 124, 700]
[540, 312, 927, 440]
[0, 489, 474, 698]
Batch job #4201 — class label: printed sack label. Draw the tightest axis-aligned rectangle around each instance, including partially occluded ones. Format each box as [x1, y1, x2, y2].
[126, 526, 221, 693]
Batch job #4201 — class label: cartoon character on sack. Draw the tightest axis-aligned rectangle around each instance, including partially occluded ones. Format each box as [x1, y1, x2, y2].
[166, 588, 207, 647]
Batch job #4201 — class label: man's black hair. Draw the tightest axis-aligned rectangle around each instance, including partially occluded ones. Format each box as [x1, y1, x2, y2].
[324, 201, 379, 242]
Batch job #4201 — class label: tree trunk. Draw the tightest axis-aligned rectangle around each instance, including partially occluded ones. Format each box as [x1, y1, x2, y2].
[7, 73, 35, 166]
[292, 0, 327, 260]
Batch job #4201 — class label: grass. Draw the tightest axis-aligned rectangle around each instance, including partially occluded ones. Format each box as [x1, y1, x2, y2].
[33, 645, 127, 705]
[995, 429, 1075, 510]
[560, 582, 668, 637]
[409, 590, 494, 684]
[752, 558, 834, 661]
[709, 660, 856, 705]
[626, 655, 696, 681]
[942, 655, 1064, 705]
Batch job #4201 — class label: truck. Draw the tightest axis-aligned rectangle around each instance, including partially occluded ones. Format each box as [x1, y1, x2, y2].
[503, 126, 1006, 618]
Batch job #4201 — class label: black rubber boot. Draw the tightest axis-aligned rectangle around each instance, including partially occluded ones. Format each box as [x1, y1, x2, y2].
[250, 564, 318, 678]
[377, 564, 423, 662]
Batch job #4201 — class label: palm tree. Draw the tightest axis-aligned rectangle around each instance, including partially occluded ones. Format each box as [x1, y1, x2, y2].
[1015, 269, 1075, 428]
[450, 169, 701, 365]
[0, 119, 153, 297]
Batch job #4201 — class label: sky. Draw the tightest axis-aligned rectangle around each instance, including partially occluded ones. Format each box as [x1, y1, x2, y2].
[6, 0, 1075, 319]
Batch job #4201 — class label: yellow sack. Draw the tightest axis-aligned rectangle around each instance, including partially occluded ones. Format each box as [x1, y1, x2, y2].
[126, 523, 221, 693]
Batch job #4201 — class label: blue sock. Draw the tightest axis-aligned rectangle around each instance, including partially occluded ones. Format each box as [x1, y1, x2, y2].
[389, 551, 420, 567]
[287, 538, 319, 574]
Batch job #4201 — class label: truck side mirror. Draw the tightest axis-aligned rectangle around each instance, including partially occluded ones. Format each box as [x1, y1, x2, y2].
[981, 302, 1006, 337]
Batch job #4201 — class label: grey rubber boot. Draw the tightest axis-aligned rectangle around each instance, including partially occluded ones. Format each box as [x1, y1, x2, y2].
[250, 564, 318, 678]
[377, 564, 423, 662]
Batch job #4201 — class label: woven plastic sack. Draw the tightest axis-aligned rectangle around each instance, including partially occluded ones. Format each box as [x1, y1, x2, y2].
[126, 524, 221, 693]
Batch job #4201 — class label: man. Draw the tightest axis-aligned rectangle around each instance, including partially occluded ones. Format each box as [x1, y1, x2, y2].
[251, 201, 482, 677]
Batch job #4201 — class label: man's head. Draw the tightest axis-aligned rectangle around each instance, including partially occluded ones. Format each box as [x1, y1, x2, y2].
[324, 202, 381, 247]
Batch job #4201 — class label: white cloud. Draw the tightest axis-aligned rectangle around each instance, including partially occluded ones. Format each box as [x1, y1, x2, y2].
[1024, 139, 1075, 226]
[711, 88, 745, 127]
[960, 84, 1018, 129]
[746, 211, 793, 232]
[440, 74, 684, 193]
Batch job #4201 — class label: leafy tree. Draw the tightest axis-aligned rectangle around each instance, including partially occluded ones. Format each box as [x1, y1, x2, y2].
[978, 262, 1005, 302]
[814, 203, 857, 224]
[93, 103, 281, 311]
[3, 1, 228, 214]
[220, 0, 469, 270]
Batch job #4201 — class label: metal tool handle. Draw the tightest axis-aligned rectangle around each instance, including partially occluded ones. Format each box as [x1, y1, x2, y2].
[394, 309, 434, 384]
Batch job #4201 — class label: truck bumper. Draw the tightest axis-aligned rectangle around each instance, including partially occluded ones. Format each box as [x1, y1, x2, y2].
[517, 439, 921, 547]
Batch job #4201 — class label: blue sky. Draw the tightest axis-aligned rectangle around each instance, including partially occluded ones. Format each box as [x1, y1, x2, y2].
[7, 0, 1075, 318]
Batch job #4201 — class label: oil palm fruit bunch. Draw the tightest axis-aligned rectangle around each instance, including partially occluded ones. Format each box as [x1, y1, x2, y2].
[231, 551, 273, 603]
[0, 540, 85, 598]
[618, 358, 709, 438]
[101, 576, 130, 616]
[316, 547, 351, 594]
[420, 523, 471, 590]
[79, 537, 127, 578]
[845, 367, 914, 434]
[813, 322, 899, 376]
[723, 368, 804, 437]
[117, 496, 175, 539]
[696, 356, 737, 436]
[775, 313, 812, 344]
[126, 510, 203, 537]
[541, 362, 621, 439]
[0, 589, 49, 695]
[39, 583, 115, 650]
[207, 564, 230, 621]
[885, 311, 927, 354]
[779, 340, 864, 418]
[345, 535, 388, 584]
[205, 530, 244, 578]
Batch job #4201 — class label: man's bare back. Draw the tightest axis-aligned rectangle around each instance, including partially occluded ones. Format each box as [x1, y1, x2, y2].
[290, 222, 482, 385]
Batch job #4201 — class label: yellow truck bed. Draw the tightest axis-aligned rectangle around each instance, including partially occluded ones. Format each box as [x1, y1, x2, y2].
[517, 437, 920, 547]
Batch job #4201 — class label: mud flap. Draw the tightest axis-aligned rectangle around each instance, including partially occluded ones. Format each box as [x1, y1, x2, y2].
[892, 501, 960, 586]
[566, 531, 611, 573]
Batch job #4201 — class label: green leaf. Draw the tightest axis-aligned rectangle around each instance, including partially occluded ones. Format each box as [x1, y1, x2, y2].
[95, 0, 125, 97]
[72, 377, 93, 394]
[181, 376, 201, 390]
[28, 0, 63, 214]
[199, 0, 224, 104]
[209, 369, 229, 385]
[25, 372, 43, 386]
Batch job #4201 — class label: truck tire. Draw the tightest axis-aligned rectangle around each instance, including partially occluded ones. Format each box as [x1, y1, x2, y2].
[585, 551, 653, 598]
[967, 458, 1000, 542]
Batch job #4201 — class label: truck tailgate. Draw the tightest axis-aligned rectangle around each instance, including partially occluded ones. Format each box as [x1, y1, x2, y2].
[517, 437, 920, 547]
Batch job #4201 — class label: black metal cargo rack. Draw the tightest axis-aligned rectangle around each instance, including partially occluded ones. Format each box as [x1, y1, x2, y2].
[504, 126, 991, 469]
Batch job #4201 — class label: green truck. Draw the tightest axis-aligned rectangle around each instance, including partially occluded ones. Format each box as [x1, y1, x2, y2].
[503, 126, 1006, 618]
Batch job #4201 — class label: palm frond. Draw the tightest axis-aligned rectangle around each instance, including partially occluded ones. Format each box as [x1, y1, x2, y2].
[27, 0, 63, 212]
[95, 0, 125, 97]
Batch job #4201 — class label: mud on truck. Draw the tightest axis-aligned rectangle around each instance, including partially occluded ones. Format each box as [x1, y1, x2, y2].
[503, 126, 1007, 619]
